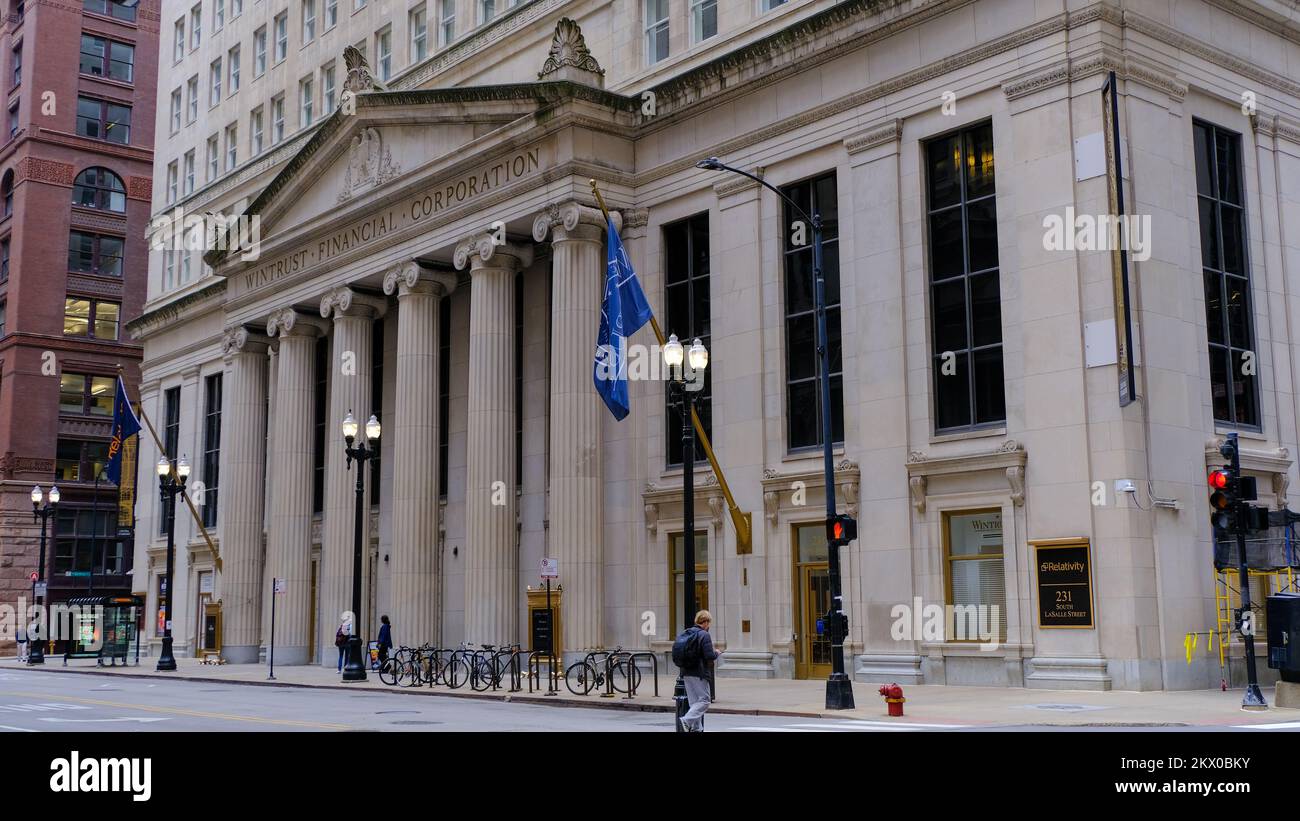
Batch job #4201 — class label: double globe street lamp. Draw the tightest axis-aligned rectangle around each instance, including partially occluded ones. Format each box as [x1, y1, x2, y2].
[29, 484, 60, 665]
[664, 333, 709, 731]
[341, 410, 380, 682]
[156, 454, 191, 672]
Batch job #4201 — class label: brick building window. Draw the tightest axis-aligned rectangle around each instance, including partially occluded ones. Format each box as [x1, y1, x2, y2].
[72, 167, 126, 212]
[76, 96, 131, 144]
[79, 34, 134, 83]
[68, 231, 124, 276]
[59, 373, 114, 415]
[64, 298, 120, 340]
[55, 440, 111, 484]
[2, 169, 12, 215]
[83, 0, 137, 22]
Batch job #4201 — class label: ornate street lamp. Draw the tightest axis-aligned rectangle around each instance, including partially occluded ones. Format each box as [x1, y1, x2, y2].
[664, 333, 709, 731]
[29, 485, 59, 665]
[341, 410, 380, 682]
[156, 454, 190, 671]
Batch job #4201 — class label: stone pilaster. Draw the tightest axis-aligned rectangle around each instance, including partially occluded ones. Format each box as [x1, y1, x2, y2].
[383, 262, 457, 644]
[219, 327, 271, 663]
[533, 202, 610, 655]
[265, 307, 329, 665]
[318, 286, 386, 663]
[454, 234, 528, 643]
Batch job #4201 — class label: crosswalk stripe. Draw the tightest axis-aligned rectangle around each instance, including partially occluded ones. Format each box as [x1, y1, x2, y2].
[1234, 721, 1300, 730]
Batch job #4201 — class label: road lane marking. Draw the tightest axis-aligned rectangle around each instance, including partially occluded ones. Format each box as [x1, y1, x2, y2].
[0, 724, 38, 732]
[4, 691, 349, 730]
[40, 717, 170, 724]
[1234, 721, 1300, 730]
[0, 703, 91, 713]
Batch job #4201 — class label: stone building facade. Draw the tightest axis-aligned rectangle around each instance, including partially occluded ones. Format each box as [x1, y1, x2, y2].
[129, 0, 1300, 690]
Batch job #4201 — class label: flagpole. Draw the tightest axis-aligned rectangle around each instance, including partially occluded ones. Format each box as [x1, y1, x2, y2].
[589, 179, 753, 552]
[117, 365, 222, 571]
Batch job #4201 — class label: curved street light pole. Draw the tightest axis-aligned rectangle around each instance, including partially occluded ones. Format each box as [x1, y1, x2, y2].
[695, 158, 854, 710]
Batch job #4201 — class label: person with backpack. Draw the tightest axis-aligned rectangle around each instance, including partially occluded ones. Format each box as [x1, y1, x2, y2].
[376, 615, 393, 665]
[672, 610, 720, 732]
[335, 619, 350, 673]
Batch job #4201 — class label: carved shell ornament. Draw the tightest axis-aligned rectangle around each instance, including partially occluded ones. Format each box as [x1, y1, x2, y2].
[538, 18, 605, 78]
[342, 45, 383, 94]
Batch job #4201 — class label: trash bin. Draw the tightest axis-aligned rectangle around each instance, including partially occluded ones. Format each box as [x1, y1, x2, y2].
[368, 641, 380, 670]
[1265, 592, 1300, 683]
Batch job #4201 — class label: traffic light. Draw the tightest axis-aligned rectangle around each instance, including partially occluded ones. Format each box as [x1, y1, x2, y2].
[1210, 434, 1271, 537]
[827, 514, 857, 544]
[1208, 469, 1235, 536]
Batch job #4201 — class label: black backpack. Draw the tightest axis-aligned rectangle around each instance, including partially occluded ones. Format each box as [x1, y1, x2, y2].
[672, 627, 701, 668]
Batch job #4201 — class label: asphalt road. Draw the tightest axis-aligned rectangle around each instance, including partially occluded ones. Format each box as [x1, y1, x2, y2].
[1, 669, 1298, 732]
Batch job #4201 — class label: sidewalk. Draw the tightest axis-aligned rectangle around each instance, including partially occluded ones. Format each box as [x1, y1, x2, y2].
[2, 656, 1293, 727]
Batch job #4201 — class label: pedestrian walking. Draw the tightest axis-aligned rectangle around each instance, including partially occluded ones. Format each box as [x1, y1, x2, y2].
[335, 619, 350, 672]
[376, 615, 393, 665]
[673, 610, 720, 732]
[15, 622, 28, 663]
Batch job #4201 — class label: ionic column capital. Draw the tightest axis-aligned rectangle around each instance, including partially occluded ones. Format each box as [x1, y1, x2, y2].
[319, 286, 388, 321]
[266, 307, 330, 338]
[453, 233, 531, 272]
[382, 261, 458, 299]
[221, 325, 271, 360]
[532, 201, 616, 244]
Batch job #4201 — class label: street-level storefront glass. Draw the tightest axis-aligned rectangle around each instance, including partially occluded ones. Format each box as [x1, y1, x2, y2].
[944, 510, 1008, 642]
[793, 522, 831, 678]
[670, 531, 708, 636]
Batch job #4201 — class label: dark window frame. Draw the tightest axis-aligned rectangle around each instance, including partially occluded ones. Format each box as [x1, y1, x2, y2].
[160, 387, 181, 535]
[63, 296, 121, 340]
[75, 95, 132, 144]
[202, 373, 221, 528]
[68, 230, 124, 276]
[82, 0, 138, 23]
[59, 371, 114, 416]
[54, 438, 111, 484]
[72, 166, 126, 212]
[663, 211, 713, 466]
[79, 33, 135, 83]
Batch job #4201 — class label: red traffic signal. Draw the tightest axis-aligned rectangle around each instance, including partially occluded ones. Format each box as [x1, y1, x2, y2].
[1208, 470, 1230, 490]
[827, 515, 857, 543]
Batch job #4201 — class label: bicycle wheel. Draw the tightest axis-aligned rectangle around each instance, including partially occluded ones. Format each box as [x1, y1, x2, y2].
[565, 661, 595, 695]
[400, 659, 420, 687]
[610, 659, 642, 694]
[470, 657, 494, 691]
[378, 658, 399, 686]
[446, 657, 467, 689]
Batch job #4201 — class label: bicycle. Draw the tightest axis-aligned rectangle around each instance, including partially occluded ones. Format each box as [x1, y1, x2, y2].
[565, 646, 641, 695]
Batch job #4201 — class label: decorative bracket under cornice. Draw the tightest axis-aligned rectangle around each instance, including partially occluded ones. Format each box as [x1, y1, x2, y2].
[905, 440, 1029, 514]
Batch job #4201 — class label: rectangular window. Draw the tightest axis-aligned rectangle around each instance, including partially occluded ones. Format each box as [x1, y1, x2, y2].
[166, 161, 178, 203]
[0, 299, 5, 336]
[60, 373, 115, 416]
[375, 28, 391, 81]
[228, 45, 241, 93]
[215, 0, 225, 29]
[174, 18, 186, 63]
[1, 239, 9, 281]
[370, 318, 384, 505]
[180, 247, 192, 282]
[76, 96, 131, 144]
[254, 26, 267, 75]
[202, 373, 222, 528]
[690, 0, 715, 43]
[322, 63, 336, 111]
[206, 134, 219, 180]
[169, 88, 181, 133]
[250, 106, 264, 154]
[64, 298, 120, 340]
[209, 58, 222, 106]
[663, 213, 712, 466]
[7, 101, 17, 140]
[274, 12, 288, 63]
[410, 6, 427, 62]
[232, 0, 242, 17]
[356, 0, 366, 9]
[669, 531, 708, 636]
[478, 0, 494, 24]
[439, 0, 454, 46]
[761, 0, 786, 9]
[54, 507, 118, 575]
[302, 0, 316, 42]
[186, 75, 198, 122]
[271, 94, 285, 143]
[183, 150, 195, 194]
[225, 123, 238, 169]
[299, 75, 313, 126]
[10, 43, 18, 87]
[645, 0, 668, 64]
[190, 4, 202, 49]
[161, 387, 181, 535]
[84, 0, 137, 21]
[1195, 121, 1259, 428]
[54, 441, 111, 484]
[782, 172, 843, 450]
[325, 0, 337, 28]
[439, 296, 450, 497]
[943, 510, 1007, 642]
[926, 122, 1005, 431]
[164, 249, 176, 290]
[312, 336, 328, 514]
[68, 231, 124, 276]
[81, 36, 134, 83]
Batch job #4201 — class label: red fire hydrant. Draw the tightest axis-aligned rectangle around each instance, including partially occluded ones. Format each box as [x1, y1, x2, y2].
[878, 683, 905, 717]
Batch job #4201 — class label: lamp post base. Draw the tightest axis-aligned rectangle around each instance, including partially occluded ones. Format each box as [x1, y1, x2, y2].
[1241, 684, 1268, 711]
[27, 645, 44, 665]
[156, 636, 177, 672]
[825, 674, 856, 710]
[673, 673, 688, 732]
[341, 636, 367, 682]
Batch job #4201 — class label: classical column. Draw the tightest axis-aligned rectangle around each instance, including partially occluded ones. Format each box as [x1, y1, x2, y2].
[318, 286, 386, 662]
[454, 234, 527, 643]
[383, 262, 456, 645]
[533, 202, 609, 656]
[265, 307, 328, 665]
[219, 327, 270, 664]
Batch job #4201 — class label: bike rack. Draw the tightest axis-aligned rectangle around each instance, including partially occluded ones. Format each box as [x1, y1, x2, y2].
[626, 652, 659, 698]
[528, 651, 561, 694]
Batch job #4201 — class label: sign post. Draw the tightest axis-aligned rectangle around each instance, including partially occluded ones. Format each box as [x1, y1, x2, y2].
[269, 578, 285, 680]
[540, 558, 558, 694]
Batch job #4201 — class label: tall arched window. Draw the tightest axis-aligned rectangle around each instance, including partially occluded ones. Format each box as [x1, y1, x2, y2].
[1, 170, 12, 217]
[72, 167, 126, 212]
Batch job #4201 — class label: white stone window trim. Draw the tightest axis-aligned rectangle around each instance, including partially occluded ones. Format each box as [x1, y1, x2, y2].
[689, 0, 716, 45]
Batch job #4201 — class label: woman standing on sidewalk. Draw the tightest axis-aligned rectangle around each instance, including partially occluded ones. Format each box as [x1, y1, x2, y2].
[335, 619, 349, 673]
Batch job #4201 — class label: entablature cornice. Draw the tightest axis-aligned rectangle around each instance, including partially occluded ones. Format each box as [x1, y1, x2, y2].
[906, 441, 1028, 514]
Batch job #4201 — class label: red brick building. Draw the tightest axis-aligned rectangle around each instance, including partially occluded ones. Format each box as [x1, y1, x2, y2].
[0, 0, 157, 650]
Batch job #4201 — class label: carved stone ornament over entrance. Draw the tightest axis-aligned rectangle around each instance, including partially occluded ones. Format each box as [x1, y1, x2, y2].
[537, 17, 605, 87]
[342, 45, 383, 94]
[338, 127, 400, 203]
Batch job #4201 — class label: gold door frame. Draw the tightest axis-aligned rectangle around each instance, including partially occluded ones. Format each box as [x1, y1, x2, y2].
[791, 522, 831, 680]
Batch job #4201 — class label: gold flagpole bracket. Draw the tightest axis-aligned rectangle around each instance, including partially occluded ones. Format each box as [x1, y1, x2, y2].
[590, 179, 753, 553]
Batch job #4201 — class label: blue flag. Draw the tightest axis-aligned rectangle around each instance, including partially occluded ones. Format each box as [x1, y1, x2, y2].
[594, 219, 654, 420]
[106, 376, 141, 485]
